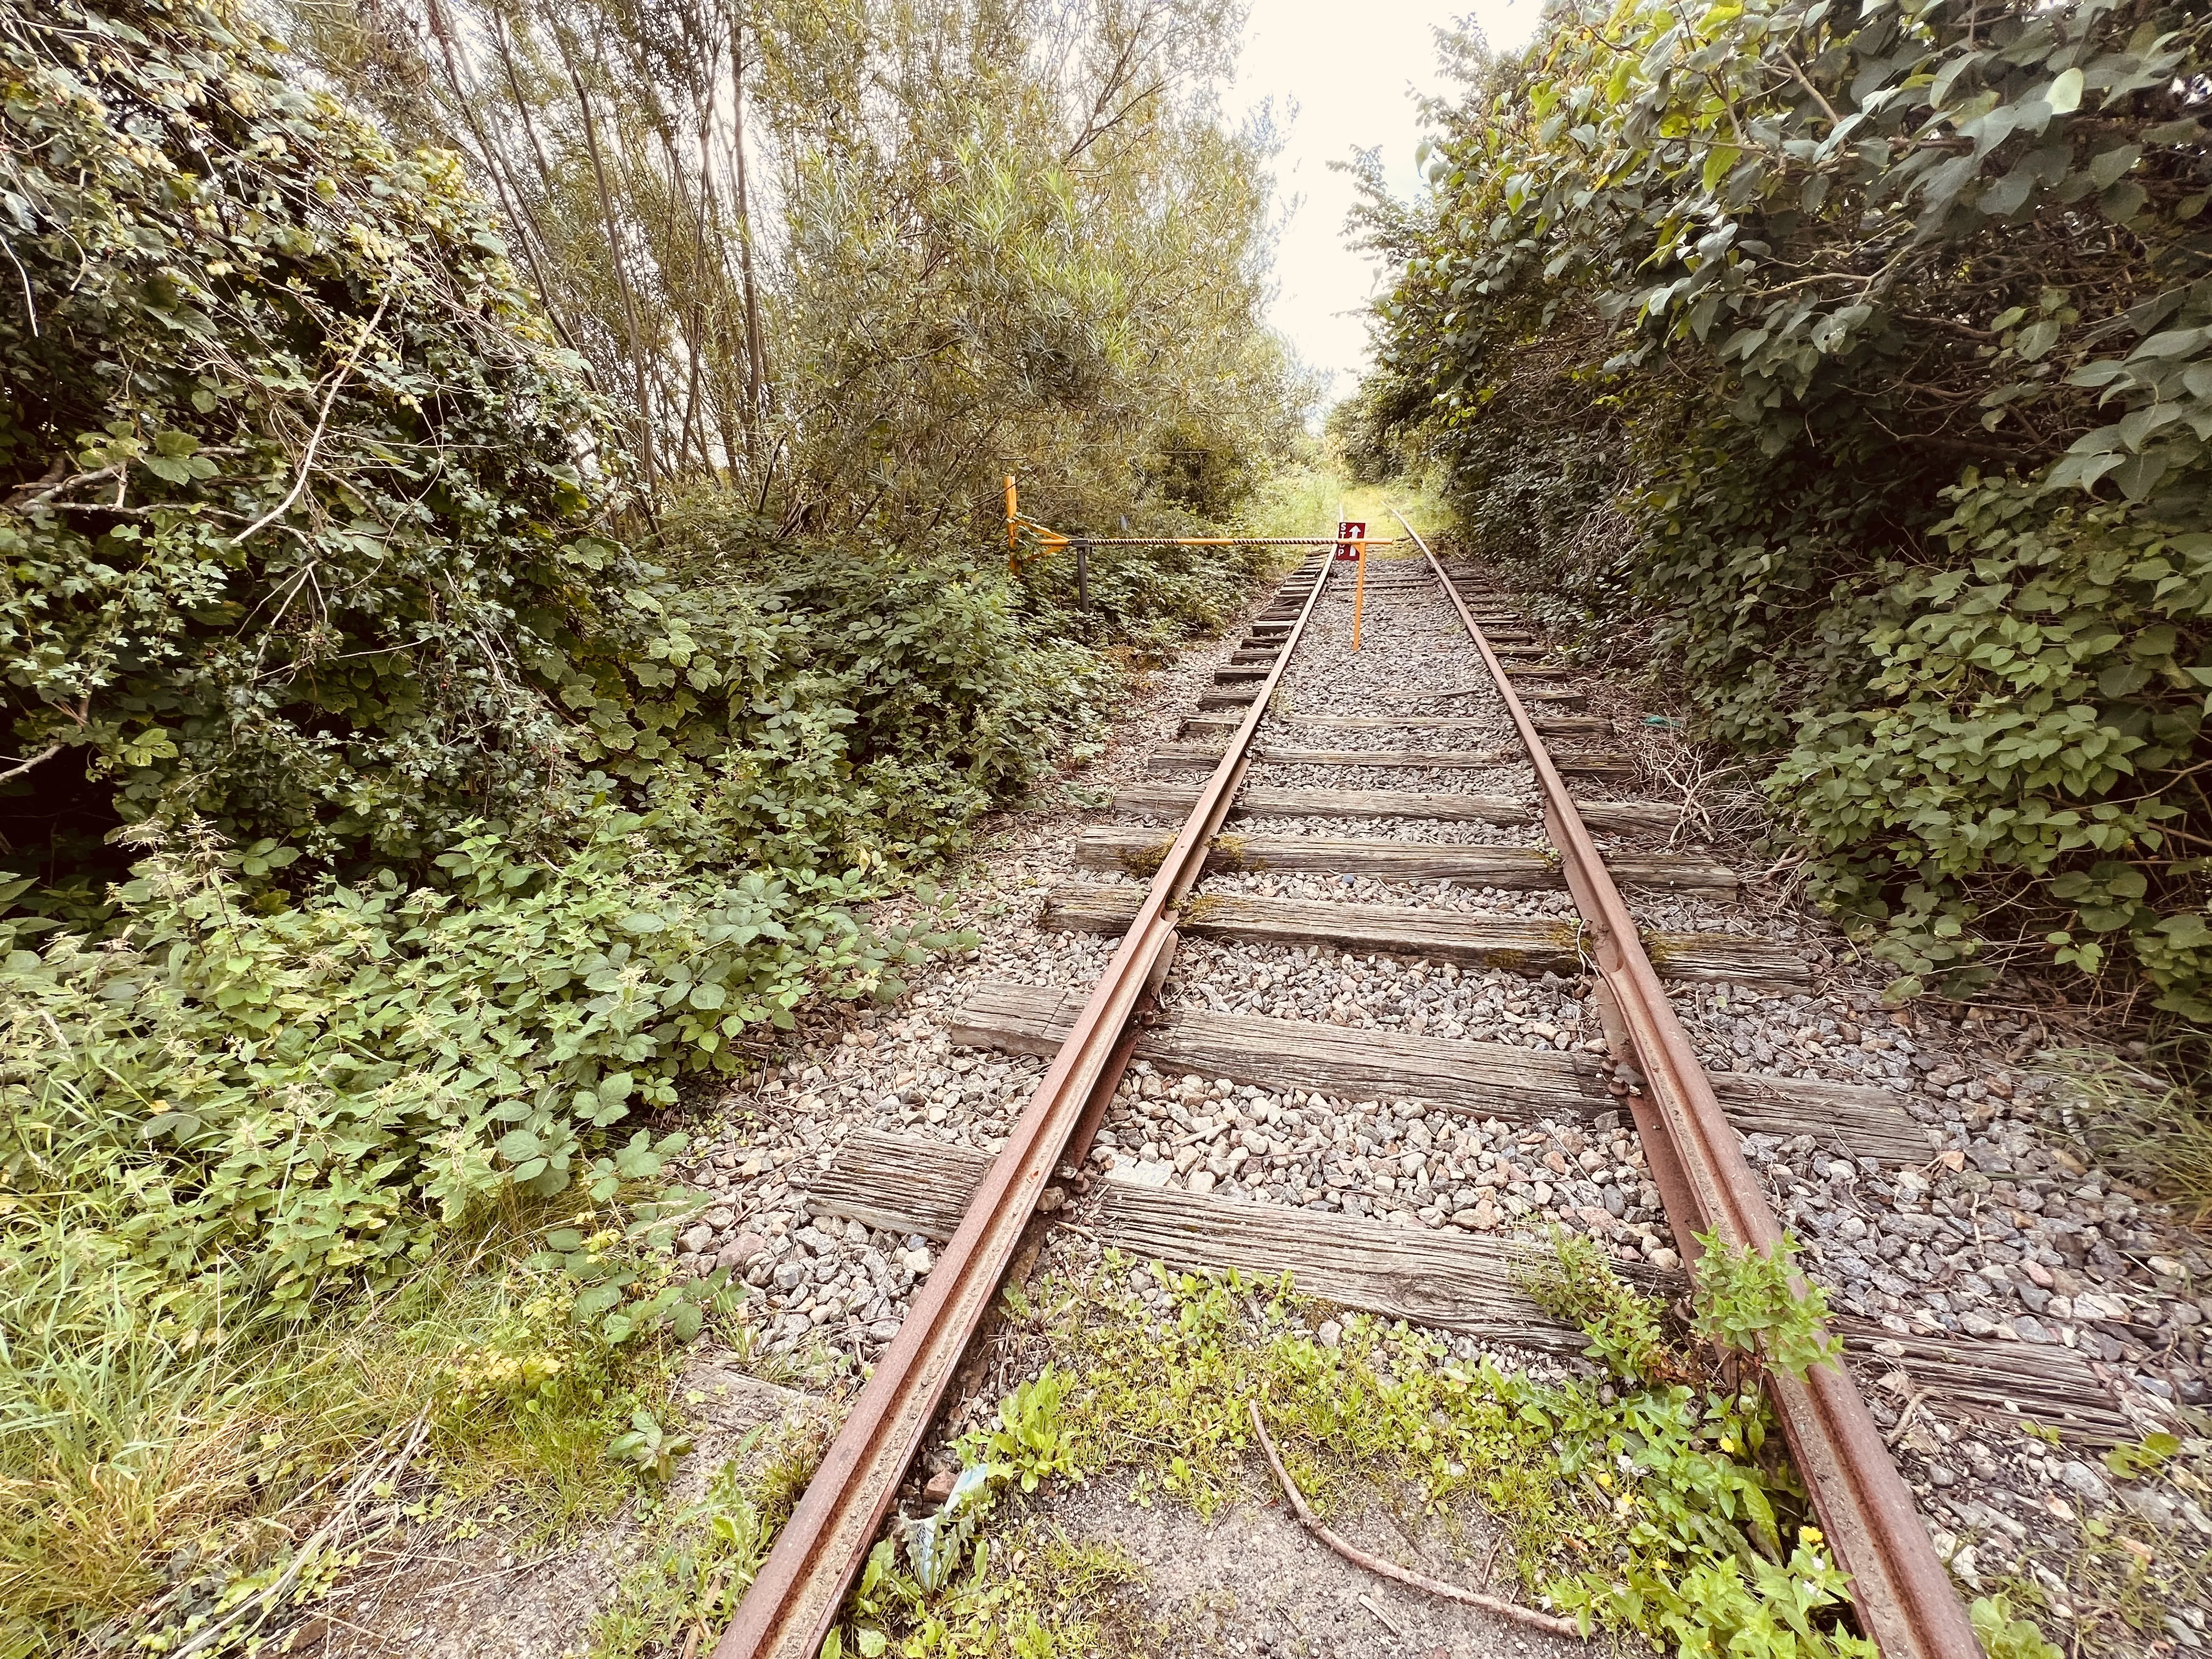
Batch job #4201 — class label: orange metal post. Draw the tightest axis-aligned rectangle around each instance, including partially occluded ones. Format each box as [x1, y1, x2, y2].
[1350, 538, 1369, 650]
[1005, 476, 1018, 562]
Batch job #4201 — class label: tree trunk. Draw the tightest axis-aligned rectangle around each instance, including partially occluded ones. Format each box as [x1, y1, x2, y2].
[553, 15, 658, 492]
[731, 14, 769, 471]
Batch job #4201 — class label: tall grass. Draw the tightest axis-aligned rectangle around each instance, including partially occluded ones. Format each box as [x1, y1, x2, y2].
[2038, 1048, 2212, 1221]
[1237, 463, 1455, 555]
[0, 1209, 662, 1656]
[1235, 464, 1341, 540]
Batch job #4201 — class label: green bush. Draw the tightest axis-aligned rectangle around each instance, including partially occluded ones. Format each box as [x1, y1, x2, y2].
[0, 816, 949, 1312]
[1, 0, 629, 866]
[1776, 478, 2212, 1006]
[1356, 0, 2212, 1020]
[0, 2, 1118, 890]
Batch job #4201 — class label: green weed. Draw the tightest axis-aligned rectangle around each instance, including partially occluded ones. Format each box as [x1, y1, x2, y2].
[586, 1419, 825, 1659]
[1688, 1232, 1843, 1388]
[832, 1245, 1884, 1658]
[1971, 1595, 2065, 1659]
[1517, 1227, 1686, 1385]
[842, 1515, 1148, 1659]
[1968, 1429, 2212, 1659]
[956, 1371, 1084, 1496]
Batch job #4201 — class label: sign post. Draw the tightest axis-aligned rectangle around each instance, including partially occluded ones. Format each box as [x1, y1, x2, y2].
[1339, 521, 1369, 650]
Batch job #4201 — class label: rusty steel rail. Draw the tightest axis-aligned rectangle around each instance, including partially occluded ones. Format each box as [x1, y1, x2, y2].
[1398, 512, 1976, 1659]
[713, 551, 1338, 1659]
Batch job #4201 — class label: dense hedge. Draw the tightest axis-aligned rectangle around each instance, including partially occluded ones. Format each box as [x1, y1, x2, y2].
[1357, 0, 2212, 1019]
[0, 1, 1115, 895]
[0, 0, 1125, 1312]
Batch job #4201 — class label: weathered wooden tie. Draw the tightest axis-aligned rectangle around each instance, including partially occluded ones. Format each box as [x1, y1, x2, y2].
[1150, 743, 1515, 773]
[1112, 780, 1679, 832]
[802, 1131, 2128, 1442]
[1149, 743, 1633, 781]
[1376, 684, 1586, 709]
[1074, 826, 1736, 895]
[947, 980, 1926, 1160]
[1040, 882, 1813, 985]
[1181, 713, 1606, 741]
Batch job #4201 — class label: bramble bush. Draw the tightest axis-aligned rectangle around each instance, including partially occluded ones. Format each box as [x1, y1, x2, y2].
[0, 0, 1116, 894]
[1352, 0, 2212, 1025]
[0, 815, 959, 1315]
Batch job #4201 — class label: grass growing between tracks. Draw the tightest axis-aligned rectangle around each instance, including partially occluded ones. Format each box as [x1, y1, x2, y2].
[2039, 1048, 2212, 1224]
[821, 1235, 2058, 1659]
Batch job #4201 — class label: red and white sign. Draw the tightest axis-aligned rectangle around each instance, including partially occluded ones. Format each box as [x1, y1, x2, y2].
[1335, 521, 1365, 560]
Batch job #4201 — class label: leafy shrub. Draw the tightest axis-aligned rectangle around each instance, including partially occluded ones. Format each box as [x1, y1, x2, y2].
[1, 0, 633, 866]
[1355, 0, 2212, 1022]
[1774, 479, 2212, 1009]
[0, 815, 950, 1312]
[0, 2, 1121, 896]
[740, 541, 1114, 845]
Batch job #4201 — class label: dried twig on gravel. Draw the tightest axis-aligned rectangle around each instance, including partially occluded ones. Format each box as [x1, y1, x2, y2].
[170, 1409, 433, 1659]
[1245, 1401, 1584, 1641]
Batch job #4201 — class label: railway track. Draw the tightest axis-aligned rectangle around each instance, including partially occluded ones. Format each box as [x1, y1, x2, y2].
[707, 520, 2169, 1658]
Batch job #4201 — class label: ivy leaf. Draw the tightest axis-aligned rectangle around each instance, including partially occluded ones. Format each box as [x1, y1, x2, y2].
[2157, 913, 2212, 949]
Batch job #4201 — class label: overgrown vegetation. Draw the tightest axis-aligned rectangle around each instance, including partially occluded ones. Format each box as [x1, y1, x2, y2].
[2039, 1046, 2212, 1217]
[0, 0, 1308, 1648]
[811, 1239, 2019, 1659]
[586, 1415, 828, 1659]
[0, 1186, 754, 1655]
[1348, 0, 2212, 1041]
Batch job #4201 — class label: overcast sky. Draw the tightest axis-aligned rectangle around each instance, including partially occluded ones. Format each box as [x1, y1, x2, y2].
[1234, 0, 1543, 410]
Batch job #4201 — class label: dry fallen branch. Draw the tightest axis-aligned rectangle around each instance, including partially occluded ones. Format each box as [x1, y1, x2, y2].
[168, 1409, 433, 1659]
[1245, 1400, 1585, 1641]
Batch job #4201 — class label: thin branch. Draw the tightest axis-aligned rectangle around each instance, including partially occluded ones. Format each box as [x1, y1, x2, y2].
[7, 460, 112, 511]
[1245, 1401, 1585, 1641]
[168, 1412, 431, 1659]
[231, 291, 392, 550]
[0, 742, 62, 784]
[0, 227, 37, 336]
[1777, 48, 1844, 129]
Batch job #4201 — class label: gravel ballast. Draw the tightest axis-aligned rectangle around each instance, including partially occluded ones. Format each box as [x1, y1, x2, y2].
[665, 558, 2210, 1645]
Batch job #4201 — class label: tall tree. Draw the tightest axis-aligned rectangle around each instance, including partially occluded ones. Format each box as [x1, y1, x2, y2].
[281, 0, 1311, 540]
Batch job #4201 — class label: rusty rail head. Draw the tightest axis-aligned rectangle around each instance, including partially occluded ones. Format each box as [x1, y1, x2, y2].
[712, 551, 1336, 1659]
[1396, 514, 1977, 1659]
